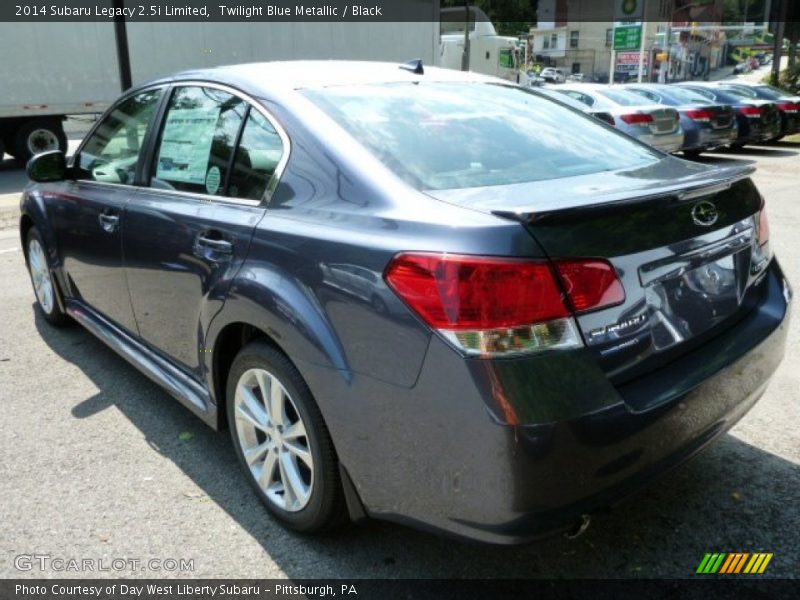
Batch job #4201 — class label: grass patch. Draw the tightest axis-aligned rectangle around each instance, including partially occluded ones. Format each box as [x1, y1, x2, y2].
[784, 134, 800, 144]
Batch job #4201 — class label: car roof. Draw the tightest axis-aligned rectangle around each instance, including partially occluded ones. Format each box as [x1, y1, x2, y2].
[144, 60, 499, 99]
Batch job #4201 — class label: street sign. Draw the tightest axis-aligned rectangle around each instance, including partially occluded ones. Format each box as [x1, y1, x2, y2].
[613, 25, 642, 51]
[614, 0, 644, 21]
[616, 51, 648, 74]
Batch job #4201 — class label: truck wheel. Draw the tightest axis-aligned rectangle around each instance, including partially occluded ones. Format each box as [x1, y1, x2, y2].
[14, 119, 67, 162]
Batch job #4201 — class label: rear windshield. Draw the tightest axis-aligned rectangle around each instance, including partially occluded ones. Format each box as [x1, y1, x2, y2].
[596, 88, 652, 106]
[754, 85, 793, 100]
[659, 86, 713, 105]
[303, 82, 659, 190]
[723, 85, 759, 99]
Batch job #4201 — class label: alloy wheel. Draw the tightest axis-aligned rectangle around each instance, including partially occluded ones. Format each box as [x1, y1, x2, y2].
[233, 368, 314, 512]
[28, 238, 54, 314]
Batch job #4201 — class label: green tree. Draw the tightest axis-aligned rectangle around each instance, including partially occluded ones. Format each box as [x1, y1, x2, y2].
[441, 1, 538, 36]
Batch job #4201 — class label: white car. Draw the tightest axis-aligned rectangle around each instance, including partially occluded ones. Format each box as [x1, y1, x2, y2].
[540, 67, 566, 83]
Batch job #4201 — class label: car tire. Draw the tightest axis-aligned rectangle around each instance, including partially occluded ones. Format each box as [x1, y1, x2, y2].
[14, 119, 68, 163]
[226, 341, 347, 533]
[25, 227, 69, 326]
[730, 142, 747, 150]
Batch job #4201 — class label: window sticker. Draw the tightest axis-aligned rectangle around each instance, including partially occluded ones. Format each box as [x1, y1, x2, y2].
[205, 166, 222, 195]
[156, 107, 220, 185]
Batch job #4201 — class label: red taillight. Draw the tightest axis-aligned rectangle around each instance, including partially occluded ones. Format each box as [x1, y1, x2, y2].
[777, 102, 799, 113]
[620, 113, 654, 125]
[385, 253, 625, 357]
[758, 206, 770, 246]
[685, 109, 714, 122]
[738, 106, 762, 117]
[555, 260, 626, 313]
[384, 253, 569, 330]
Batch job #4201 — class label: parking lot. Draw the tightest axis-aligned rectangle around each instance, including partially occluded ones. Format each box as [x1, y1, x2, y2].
[1, 139, 798, 579]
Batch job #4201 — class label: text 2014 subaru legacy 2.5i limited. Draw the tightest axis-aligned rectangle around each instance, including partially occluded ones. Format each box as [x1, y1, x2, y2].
[21, 61, 792, 544]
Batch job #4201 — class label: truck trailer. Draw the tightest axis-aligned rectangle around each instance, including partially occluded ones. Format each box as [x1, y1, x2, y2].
[0, 20, 438, 162]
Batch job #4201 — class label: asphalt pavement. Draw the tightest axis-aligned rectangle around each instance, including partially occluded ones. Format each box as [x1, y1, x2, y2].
[0, 140, 798, 579]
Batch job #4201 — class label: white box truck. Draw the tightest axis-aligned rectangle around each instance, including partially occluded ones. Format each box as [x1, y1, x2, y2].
[439, 6, 522, 82]
[0, 20, 438, 162]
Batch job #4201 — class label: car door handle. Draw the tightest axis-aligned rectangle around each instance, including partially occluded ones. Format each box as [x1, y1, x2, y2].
[98, 212, 119, 233]
[194, 233, 233, 260]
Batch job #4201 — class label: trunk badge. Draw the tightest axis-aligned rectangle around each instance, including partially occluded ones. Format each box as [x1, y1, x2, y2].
[692, 200, 719, 227]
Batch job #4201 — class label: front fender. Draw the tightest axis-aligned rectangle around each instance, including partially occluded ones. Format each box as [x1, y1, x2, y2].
[19, 186, 67, 293]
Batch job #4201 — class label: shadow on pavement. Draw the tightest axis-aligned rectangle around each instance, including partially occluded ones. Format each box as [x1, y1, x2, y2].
[0, 158, 28, 196]
[33, 304, 800, 578]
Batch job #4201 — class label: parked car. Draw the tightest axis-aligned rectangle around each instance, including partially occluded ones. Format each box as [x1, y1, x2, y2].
[21, 61, 791, 544]
[624, 83, 738, 157]
[532, 87, 616, 126]
[520, 70, 547, 87]
[566, 73, 585, 82]
[732, 62, 751, 75]
[555, 83, 684, 153]
[710, 81, 800, 141]
[676, 82, 782, 148]
[540, 67, 566, 83]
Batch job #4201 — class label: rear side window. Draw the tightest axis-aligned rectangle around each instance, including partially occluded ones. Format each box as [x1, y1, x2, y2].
[77, 88, 162, 185]
[304, 82, 658, 191]
[228, 110, 285, 201]
[150, 86, 246, 195]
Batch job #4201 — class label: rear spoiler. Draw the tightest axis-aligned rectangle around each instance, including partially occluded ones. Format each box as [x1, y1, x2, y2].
[493, 164, 757, 224]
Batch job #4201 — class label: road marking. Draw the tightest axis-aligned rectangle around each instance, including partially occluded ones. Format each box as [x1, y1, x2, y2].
[0, 247, 20, 254]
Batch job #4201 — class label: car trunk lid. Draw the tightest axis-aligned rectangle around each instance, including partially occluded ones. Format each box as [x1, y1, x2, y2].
[427, 159, 771, 395]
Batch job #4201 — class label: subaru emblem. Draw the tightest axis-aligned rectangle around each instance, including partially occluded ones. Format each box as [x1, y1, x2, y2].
[692, 200, 719, 227]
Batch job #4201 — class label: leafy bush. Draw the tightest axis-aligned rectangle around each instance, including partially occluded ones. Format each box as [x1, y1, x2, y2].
[763, 64, 800, 93]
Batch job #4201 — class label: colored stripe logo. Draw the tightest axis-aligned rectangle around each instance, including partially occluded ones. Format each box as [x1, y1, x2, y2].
[696, 553, 773, 574]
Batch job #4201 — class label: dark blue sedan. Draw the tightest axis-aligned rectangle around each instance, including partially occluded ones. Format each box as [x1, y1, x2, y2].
[20, 62, 791, 543]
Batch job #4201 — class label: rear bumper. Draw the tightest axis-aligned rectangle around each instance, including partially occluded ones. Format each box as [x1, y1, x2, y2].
[739, 119, 782, 144]
[779, 111, 800, 136]
[683, 126, 739, 151]
[642, 130, 684, 153]
[309, 260, 790, 544]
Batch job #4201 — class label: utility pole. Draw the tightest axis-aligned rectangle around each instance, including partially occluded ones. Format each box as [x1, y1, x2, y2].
[461, 5, 471, 71]
[771, 0, 787, 84]
[113, 0, 132, 91]
[637, 0, 648, 82]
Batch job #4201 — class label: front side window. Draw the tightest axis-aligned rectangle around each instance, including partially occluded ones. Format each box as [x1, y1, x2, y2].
[150, 86, 246, 196]
[304, 82, 659, 191]
[76, 88, 162, 184]
[228, 110, 285, 201]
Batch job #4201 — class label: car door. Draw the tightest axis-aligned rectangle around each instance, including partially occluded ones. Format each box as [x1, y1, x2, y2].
[122, 84, 288, 377]
[53, 87, 164, 333]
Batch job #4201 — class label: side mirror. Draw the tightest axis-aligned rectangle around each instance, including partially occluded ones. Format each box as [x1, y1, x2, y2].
[27, 150, 67, 183]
